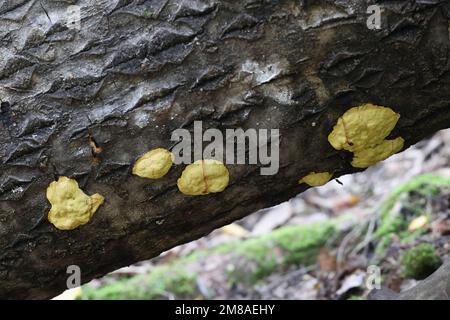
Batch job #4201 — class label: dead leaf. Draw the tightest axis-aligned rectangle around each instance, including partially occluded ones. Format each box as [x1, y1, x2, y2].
[306, 193, 360, 213]
[333, 194, 360, 211]
[290, 275, 320, 300]
[52, 287, 82, 300]
[221, 223, 250, 238]
[408, 215, 428, 231]
[318, 247, 337, 273]
[252, 203, 292, 235]
[431, 221, 450, 236]
[336, 270, 365, 296]
[385, 275, 403, 293]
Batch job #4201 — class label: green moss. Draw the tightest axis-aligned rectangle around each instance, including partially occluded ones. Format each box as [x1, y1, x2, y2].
[374, 233, 395, 261]
[347, 295, 366, 300]
[81, 222, 336, 299]
[379, 174, 450, 219]
[375, 174, 450, 240]
[82, 267, 197, 300]
[375, 213, 406, 239]
[229, 222, 335, 283]
[277, 223, 334, 266]
[400, 243, 442, 280]
[399, 229, 426, 244]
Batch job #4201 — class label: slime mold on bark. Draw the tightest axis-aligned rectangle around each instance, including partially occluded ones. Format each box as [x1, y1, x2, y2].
[299, 172, 333, 187]
[46, 176, 104, 230]
[177, 160, 229, 196]
[132, 148, 174, 179]
[328, 104, 404, 168]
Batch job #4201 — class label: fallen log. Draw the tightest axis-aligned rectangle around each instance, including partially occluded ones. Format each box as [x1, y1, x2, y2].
[0, 0, 449, 299]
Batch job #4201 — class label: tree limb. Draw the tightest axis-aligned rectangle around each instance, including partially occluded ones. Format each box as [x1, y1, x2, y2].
[0, 0, 449, 299]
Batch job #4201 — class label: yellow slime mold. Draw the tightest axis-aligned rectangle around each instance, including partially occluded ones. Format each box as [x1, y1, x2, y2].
[132, 148, 173, 179]
[177, 160, 229, 196]
[328, 104, 404, 168]
[47, 176, 104, 230]
[299, 172, 333, 187]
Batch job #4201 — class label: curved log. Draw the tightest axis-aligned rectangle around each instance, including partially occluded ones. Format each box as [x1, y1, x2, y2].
[0, 0, 449, 299]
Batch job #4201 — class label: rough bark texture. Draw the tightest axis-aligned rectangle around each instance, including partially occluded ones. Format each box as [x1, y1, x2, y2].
[370, 259, 450, 300]
[0, 0, 449, 299]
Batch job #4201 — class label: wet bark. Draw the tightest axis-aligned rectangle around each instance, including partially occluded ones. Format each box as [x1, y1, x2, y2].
[0, 0, 449, 299]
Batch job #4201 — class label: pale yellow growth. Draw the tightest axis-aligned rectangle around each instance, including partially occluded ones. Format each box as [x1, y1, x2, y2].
[47, 176, 104, 230]
[408, 215, 428, 232]
[328, 104, 405, 168]
[132, 148, 173, 179]
[299, 172, 333, 187]
[351, 137, 404, 168]
[177, 160, 229, 196]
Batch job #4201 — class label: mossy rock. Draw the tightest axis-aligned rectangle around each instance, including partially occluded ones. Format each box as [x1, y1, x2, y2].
[228, 222, 335, 284]
[81, 266, 197, 300]
[400, 243, 442, 280]
[81, 221, 336, 299]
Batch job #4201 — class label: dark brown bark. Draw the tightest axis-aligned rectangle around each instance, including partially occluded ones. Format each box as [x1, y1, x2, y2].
[0, 0, 449, 299]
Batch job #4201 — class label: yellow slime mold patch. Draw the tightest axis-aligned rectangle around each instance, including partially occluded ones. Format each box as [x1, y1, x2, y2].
[328, 104, 404, 168]
[132, 148, 173, 179]
[47, 176, 104, 230]
[299, 172, 333, 187]
[177, 160, 229, 196]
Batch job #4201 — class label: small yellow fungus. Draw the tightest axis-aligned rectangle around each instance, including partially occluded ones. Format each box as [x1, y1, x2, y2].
[47, 176, 104, 230]
[299, 172, 333, 187]
[132, 148, 173, 179]
[177, 159, 229, 196]
[328, 104, 405, 168]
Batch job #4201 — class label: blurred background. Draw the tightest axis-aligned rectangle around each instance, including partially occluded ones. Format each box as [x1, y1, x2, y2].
[56, 129, 450, 300]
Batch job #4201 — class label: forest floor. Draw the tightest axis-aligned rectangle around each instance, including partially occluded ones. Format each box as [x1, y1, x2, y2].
[56, 130, 450, 300]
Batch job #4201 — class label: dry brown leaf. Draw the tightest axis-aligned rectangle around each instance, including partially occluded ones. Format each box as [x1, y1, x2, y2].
[431, 221, 450, 235]
[318, 247, 337, 273]
[333, 194, 360, 211]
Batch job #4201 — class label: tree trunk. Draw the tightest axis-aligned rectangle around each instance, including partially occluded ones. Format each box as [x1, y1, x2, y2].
[0, 0, 449, 299]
